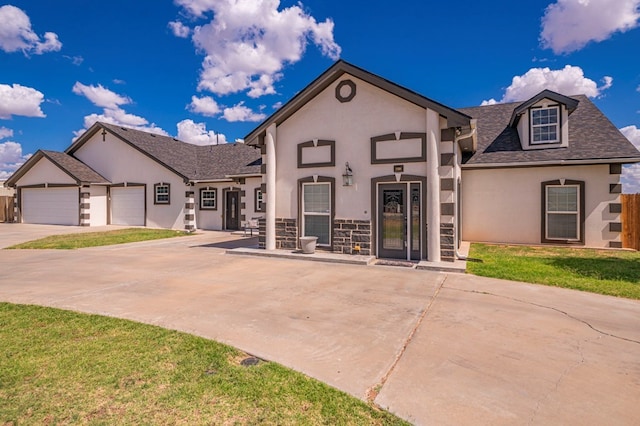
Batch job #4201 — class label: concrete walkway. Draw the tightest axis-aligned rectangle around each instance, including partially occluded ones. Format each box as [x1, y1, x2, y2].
[0, 224, 638, 425]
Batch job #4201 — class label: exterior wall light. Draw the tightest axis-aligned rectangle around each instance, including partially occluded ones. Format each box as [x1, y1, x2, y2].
[342, 162, 353, 186]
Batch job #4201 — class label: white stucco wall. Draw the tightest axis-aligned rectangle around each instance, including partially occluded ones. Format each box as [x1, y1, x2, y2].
[461, 165, 619, 247]
[89, 185, 107, 226]
[274, 74, 440, 221]
[74, 131, 187, 229]
[14, 158, 76, 186]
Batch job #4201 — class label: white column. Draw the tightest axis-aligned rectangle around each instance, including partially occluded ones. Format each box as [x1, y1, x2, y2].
[265, 123, 277, 250]
[427, 110, 441, 262]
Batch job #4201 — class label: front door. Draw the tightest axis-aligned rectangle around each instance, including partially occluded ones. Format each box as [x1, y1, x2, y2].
[378, 183, 421, 260]
[225, 191, 240, 230]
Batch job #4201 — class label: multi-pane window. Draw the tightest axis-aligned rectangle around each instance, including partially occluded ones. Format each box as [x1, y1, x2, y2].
[255, 188, 263, 212]
[531, 106, 559, 144]
[545, 185, 579, 240]
[302, 183, 330, 245]
[154, 183, 170, 204]
[200, 188, 217, 210]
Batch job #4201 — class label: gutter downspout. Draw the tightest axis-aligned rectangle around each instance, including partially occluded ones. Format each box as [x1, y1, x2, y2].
[453, 125, 476, 260]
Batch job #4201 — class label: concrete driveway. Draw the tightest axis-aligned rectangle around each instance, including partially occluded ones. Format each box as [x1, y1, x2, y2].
[0, 224, 638, 425]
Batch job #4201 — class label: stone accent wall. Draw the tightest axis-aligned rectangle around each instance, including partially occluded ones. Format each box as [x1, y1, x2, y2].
[80, 191, 90, 226]
[184, 191, 195, 232]
[440, 223, 455, 262]
[275, 218, 297, 249]
[333, 219, 371, 255]
[13, 191, 18, 223]
[258, 217, 266, 249]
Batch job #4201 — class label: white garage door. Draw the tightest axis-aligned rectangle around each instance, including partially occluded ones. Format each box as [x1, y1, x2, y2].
[22, 187, 79, 225]
[111, 186, 145, 226]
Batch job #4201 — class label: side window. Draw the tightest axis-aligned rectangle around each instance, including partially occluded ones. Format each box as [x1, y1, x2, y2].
[254, 188, 263, 212]
[200, 188, 217, 210]
[154, 183, 170, 205]
[542, 180, 584, 244]
[302, 182, 331, 245]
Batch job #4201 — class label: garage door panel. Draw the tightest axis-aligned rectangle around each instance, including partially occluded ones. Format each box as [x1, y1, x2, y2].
[111, 187, 145, 226]
[22, 187, 79, 225]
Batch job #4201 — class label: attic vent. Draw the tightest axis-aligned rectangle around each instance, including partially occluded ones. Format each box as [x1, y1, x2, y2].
[150, 134, 156, 137]
[120, 127, 128, 131]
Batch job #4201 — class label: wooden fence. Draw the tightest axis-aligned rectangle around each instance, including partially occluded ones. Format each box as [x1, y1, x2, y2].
[622, 194, 640, 250]
[0, 196, 14, 223]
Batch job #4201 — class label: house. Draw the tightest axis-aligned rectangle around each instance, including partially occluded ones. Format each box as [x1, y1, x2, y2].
[5, 122, 263, 231]
[243, 60, 640, 261]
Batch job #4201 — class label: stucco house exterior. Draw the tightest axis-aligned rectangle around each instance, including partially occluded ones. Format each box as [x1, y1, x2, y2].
[5, 122, 263, 231]
[243, 60, 640, 262]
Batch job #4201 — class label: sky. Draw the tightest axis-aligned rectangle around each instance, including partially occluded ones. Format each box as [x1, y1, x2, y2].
[1, 0, 640, 192]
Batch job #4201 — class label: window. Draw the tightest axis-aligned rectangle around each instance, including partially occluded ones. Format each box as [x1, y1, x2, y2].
[531, 106, 559, 144]
[254, 188, 263, 212]
[302, 183, 331, 245]
[542, 180, 584, 244]
[200, 188, 217, 210]
[154, 183, 170, 204]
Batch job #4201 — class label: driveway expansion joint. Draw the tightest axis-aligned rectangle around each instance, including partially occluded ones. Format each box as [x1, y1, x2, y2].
[367, 275, 448, 403]
[446, 286, 640, 345]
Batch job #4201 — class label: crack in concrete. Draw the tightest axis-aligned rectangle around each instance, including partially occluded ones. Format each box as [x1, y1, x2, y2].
[446, 286, 640, 345]
[528, 338, 588, 425]
[365, 274, 447, 403]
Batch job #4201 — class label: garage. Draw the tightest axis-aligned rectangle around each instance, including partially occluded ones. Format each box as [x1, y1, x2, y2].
[110, 186, 145, 226]
[21, 187, 80, 225]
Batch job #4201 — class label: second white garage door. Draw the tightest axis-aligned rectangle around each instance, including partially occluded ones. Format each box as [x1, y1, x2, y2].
[22, 187, 79, 225]
[111, 186, 145, 226]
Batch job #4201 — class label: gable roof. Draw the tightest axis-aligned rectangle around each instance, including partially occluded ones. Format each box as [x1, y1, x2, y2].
[509, 89, 579, 127]
[66, 122, 261, 181]
[5, 149, 109, 187]
[244, 60, 472, 145]
[459, 95, 640, 168]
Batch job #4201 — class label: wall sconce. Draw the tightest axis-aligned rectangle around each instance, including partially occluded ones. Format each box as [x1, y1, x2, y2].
[342, 162, 353, 186]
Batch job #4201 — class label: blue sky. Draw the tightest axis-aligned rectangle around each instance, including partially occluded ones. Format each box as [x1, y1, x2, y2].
[1, 0, 640, 191]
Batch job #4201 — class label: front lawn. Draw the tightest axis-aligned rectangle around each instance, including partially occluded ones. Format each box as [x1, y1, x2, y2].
[5, 228, 191, 249]
[467, 244, 640, 299]
[0, 303, 406, 425]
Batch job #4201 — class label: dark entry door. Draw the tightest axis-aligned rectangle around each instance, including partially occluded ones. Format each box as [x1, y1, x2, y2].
[378, 183, 421, 260]
[226, 191, 240, 230]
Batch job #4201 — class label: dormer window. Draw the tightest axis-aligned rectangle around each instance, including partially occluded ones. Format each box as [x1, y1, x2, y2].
[531, 106, 559, 144]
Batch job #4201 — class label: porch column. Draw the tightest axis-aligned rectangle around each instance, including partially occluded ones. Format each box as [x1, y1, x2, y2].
[427, 110, 441, 262]
[265, 123, 277, 250]
[80, 190, 90, 226]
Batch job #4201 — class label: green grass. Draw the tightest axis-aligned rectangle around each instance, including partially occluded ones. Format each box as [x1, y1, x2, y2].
[0, 303, 406, 425]
[467, 244, 640, 299]
[5, 228, 192, 249]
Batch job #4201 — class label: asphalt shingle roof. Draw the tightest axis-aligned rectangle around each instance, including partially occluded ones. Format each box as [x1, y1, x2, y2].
[96, 123, 262, 180]
[459, 95, 640, 166]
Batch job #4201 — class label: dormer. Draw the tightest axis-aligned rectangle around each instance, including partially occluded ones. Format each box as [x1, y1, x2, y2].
[509, 90, 579, 151]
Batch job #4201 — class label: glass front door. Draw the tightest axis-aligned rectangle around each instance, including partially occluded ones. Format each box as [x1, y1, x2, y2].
[378, 183, 421, 260]
[225, 191, 240, 230]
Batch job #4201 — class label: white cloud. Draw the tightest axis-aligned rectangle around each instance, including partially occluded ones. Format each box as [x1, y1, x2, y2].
[0, 127, 13, 139]
[174, 0, 340, 97]
[72, 83, 167, 138]
[72, 82, 131, 109]
[0, 83, 46, 119]
[222, 102, 266, 122]
[0, 140, 31, 180]
[0, 5, 61, 55]
[176, 119, 226, 145]
[620, 125, 640, 194]
[63, 55, 84, 66]
[541, 0, 640, 54]
[168, 21, 191, 38]
[187, 95, 221, 116]
[482, 66, 613, 104]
